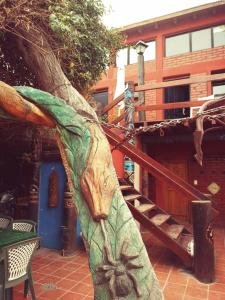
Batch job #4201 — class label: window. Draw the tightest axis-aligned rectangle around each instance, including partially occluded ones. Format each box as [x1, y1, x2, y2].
[142, 41, 156, 61]
[164, 84, 190, 119]
[165, 33, 190, 56]
[116, 41, 156, 67]
[212, 81, 225, 98]
[213, 25, 225, 47]
[165, 24, 225, 57]
[192, 28, 211, 51]
[92, 90, 108, 114]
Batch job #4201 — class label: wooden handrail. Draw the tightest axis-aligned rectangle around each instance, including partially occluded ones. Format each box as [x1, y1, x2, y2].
[135, 100, 208, 111]
[100, 73, 225, 116]
[104, 126, 209, 202]
[101, 93, 124, 115]
[135, 73, 225, 92]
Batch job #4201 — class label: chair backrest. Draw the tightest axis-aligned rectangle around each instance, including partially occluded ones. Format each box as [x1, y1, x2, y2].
[12, 220, 37, 233]
[2, 237, 40, 288]
[0, 214, 12, 229]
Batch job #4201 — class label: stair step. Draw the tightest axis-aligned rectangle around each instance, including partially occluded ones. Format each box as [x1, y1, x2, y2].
[178, 234, 194, 256]
[137, 203, 155, 213]
[124, 194, 141, 201]
[164, 224, 184, 240]
[120, 185, 134, 191]
[150, 214, 170, 226]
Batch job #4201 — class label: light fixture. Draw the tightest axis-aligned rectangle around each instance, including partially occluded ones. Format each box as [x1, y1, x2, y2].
[134, 40, 148, 55]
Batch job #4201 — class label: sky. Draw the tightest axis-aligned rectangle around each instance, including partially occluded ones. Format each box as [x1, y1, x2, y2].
[102, 0, 218, 28]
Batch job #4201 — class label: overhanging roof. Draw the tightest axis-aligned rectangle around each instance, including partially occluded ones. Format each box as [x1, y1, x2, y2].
[118, 1, 225, 33]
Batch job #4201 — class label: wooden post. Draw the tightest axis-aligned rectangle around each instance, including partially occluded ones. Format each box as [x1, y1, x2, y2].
[137, 52, 146, 121]
[124, 81, 135, 183]
[192, 200, 215, 283]
[61, 186, 77, 256]
[29, 130, 42, 222]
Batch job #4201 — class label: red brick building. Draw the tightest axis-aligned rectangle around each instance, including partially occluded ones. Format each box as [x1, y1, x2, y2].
[93, 2, 225, 223]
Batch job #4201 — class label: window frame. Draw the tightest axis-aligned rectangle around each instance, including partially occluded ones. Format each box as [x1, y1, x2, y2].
[165, 23, 225, 57]
[116, 40, 156, 67]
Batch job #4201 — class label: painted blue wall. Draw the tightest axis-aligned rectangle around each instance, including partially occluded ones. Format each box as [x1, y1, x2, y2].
[38, 162, 66, 250]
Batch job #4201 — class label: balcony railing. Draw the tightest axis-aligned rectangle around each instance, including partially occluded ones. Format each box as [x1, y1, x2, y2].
[100, 72, 225, 124]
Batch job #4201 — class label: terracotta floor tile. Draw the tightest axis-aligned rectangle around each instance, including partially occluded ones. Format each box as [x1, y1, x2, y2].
[12, 226, 225, 300]
[185, 286, 208, 299]
[209, 282, 225, 293]
[56, 278, 78, 290]
[208, 291, 225, 300]
[164, 282, 186, 295]
[183, 296, 207, 300]
[63, 262, 84, 271]
[58, 291, 86, 300]
[66, 270, 88, 281]
[51, 267, 75, 278]
[39, 288, 66, 300]
[168, 272, 189, 285]
[156, 271, 170, 281]
[187, 277, 209, 289]
[216, 275, 225, 284]
[163, 290, 184, 300]
[83, 274, 94, 286]
[70, 282, 93, 295]
[39, 274, 62, 285]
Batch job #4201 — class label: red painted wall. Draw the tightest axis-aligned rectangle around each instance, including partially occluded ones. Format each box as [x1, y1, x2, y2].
[95, 4, 225, 203]
[146, 138, 225, 224]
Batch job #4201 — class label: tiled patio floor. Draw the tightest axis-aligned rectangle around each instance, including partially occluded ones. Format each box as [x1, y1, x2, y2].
[14, 226, 225, 300]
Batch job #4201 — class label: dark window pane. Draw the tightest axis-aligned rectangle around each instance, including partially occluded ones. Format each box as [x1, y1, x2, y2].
[213, 25, 225, 47]
[165, 33, 190, 56]
[192, 28, 211, 51]
[164, 85, 190, 119]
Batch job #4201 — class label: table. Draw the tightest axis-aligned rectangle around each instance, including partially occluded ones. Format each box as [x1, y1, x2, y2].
[0, 229, 37, 300]
[0, 229, 36, 248]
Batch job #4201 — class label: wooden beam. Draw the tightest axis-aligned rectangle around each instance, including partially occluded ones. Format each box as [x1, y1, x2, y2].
[100, 93, 124, 115]
[135, 73, 225, 92]
[135, 100, 208, 111]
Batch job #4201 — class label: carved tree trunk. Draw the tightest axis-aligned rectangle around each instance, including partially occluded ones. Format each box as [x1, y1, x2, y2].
[6, 30, 163, 299]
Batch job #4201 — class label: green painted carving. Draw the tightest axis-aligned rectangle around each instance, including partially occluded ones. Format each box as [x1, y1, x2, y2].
[14, 86, 163, 299]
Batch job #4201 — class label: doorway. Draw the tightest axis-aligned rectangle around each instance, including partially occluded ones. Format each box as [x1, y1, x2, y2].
[156, 161, 189, 220]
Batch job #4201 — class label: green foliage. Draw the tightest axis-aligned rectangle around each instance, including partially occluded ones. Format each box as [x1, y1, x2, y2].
[48, 0, 123, 93]
[0, 0, 123, 93]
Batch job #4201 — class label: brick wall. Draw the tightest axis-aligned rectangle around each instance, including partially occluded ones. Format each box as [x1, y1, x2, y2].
[164, 46, 225, 69]
[145, 80, 157, 121]
[189, 155, 225, 225]
[190, 73, 208, 100]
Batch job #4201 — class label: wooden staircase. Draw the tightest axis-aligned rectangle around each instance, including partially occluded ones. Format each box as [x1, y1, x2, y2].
[104, 126, 218, 268]
[119, 178, 194, 267]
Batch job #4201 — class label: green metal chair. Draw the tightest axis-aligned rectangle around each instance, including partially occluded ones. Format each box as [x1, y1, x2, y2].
[12, 220, 37, 233]
[0, 214, 12, 229]
[0, 237, 40, 300]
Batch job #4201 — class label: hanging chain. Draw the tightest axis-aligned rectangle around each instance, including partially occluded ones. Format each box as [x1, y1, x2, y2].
[84, 105, 225, 148]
